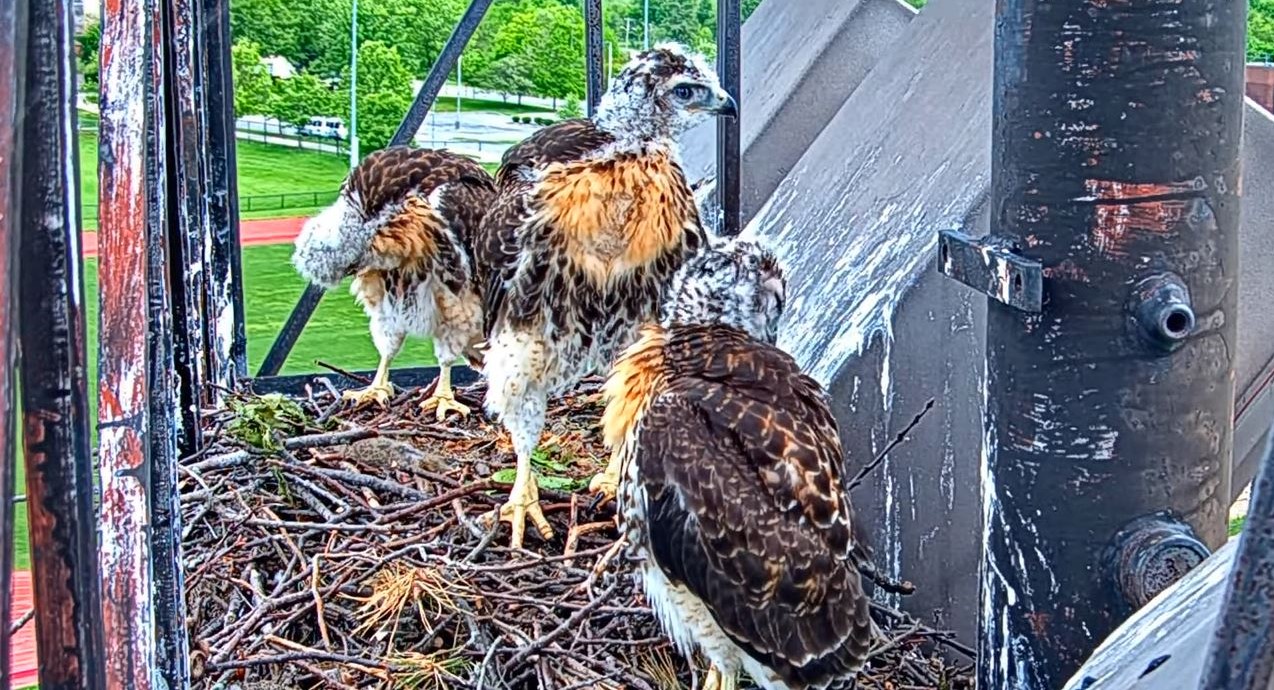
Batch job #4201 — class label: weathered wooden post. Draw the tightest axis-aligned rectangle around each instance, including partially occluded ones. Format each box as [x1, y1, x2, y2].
[0, 0, 25, 682]
[970, 0, 1246, 685]
[98, 0, 178, 683]
[17, 0, 108, 686]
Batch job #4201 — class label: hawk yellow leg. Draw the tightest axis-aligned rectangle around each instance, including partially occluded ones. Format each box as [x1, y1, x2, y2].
[491, 451, 554, 548]
[419, 363, 471, 421]
[342, 354, 395, 407]
[702, 665, 737, 690]
[588, 450, 624, 504]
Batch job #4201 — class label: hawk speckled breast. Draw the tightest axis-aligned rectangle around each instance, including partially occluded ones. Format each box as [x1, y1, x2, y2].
[292, 146, 495, 419]
[473, 43, 738, 548]
[602, 239, 876, 690]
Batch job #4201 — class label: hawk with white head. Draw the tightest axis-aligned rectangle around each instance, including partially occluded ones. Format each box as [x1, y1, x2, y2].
[475, 43, 737, 547]
[601, 238, 875, 690]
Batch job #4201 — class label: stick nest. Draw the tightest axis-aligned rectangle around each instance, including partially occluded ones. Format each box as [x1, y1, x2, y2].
[183, 377, 974, 689]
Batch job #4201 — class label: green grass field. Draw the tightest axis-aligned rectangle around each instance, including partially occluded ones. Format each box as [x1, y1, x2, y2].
[79, 133, 352, 230]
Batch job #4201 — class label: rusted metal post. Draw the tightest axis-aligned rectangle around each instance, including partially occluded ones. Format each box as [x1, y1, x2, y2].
[0, 0, 26, 682]
[715, 0, 740, 236]
[99, 0, 163, 682]
[584, 0, 604, 117]
[161, 0, 207, 450]
[200, 0, 247, 393]
[17, 0, 107, 685]
[147, 0, 192, 683]
[1203, 420, 1274, 689]
[976, 0, 1245, 686]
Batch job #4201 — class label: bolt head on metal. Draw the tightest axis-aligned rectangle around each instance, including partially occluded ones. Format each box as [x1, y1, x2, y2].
[1112, 514, 1211, 609]
[1129, 273, 1195, 352]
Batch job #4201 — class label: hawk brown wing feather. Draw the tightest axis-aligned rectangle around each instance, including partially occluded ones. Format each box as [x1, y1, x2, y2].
[342, 146, 495, 289]
[348, 146, 491, 221]
[474, 119, 617, 337]
[637, 325, 873, 689]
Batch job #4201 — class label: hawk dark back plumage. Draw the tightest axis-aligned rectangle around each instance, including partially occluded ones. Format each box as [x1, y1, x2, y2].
[291, 146, 495, 417]
[602, 239, 875, 690]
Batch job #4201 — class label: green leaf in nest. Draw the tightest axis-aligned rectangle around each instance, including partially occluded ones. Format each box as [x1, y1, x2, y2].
[489, 468, 588, 493]
[225, 393, 310, 451]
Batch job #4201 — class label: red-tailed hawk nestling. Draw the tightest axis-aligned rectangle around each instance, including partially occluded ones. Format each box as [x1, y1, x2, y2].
[601, 239, 874, 690]
[292, 147, 495, 419]
[474, 43, 737, 547]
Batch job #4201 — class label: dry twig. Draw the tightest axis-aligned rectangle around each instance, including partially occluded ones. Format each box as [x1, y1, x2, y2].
[184, 382, 972, 689]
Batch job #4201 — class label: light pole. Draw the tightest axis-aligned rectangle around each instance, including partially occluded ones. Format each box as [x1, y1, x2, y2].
[643, 0, 649, 49]
[348, 0, 359, 169]
[455, 56, 462, 130]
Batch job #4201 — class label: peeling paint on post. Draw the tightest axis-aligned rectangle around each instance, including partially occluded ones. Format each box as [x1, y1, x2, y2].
[162, 0, 209, 439]
[201, 0, 247, 395]
[99, 0, 160, 683]
[978, 0, 1245, 686]
[0, 0, 27, 682]
[17, 0, 108, 686]
[146, 0, 190, 683]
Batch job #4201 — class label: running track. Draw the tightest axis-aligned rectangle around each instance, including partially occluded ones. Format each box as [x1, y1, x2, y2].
[11, 216, 304, 688]
[81, 215, 305, 258]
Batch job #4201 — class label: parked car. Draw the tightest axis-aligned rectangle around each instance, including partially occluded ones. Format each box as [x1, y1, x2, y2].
[301, 117, 347, 140]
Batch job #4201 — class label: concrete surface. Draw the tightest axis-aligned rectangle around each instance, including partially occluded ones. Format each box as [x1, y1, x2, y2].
[737, 0, 1274, 645]
[679, 0, 917, 229]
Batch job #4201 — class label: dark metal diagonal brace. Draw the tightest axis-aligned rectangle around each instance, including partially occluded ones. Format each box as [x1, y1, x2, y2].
[584, 0, 604, 117]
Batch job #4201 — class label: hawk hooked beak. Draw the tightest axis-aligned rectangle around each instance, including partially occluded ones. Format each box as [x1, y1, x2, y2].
[708, 90, 739, 119]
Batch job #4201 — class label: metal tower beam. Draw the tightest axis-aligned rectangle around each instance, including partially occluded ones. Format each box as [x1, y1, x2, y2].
[976, 0, 1246, 686]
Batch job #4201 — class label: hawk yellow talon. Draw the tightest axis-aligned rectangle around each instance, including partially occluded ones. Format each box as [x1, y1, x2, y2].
[488, 477, 554, 549]
[702, 665, 737, 690]
[341, 381, 395, 407]
[420, 392, 470, 421]
[588, 468, 621, 505]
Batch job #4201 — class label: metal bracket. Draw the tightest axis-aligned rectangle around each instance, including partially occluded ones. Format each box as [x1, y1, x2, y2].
[936, 229, 1043, 312]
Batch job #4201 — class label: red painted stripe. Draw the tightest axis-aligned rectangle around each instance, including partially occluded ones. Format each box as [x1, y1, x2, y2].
[10, 571, 37, 688]
[80, 215, 305, 258]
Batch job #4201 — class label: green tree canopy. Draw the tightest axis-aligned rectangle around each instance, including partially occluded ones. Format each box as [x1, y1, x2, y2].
[341, 41, 415, 153]
[269, 72, 338, 130]
[230, 0, 307, 64]
[231, 41, 275, 116]
[1252, 0, 1274, 61]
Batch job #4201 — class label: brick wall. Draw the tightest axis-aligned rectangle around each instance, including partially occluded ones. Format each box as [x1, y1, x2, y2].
[1249, 64, 1274, 113]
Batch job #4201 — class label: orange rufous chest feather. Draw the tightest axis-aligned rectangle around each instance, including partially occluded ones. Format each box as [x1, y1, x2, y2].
[535, 151, 695, 286]
[601, 324, 670, 451]
[367, 195, 443, 269]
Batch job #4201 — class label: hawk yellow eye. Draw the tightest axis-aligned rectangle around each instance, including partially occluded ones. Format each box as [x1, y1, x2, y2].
[673, 85, 695, 100]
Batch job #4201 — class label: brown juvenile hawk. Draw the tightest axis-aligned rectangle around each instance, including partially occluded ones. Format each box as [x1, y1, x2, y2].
[601, 239, 875, 690]
[475, 43, 737, 547]
[292, 146, 495, 419]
